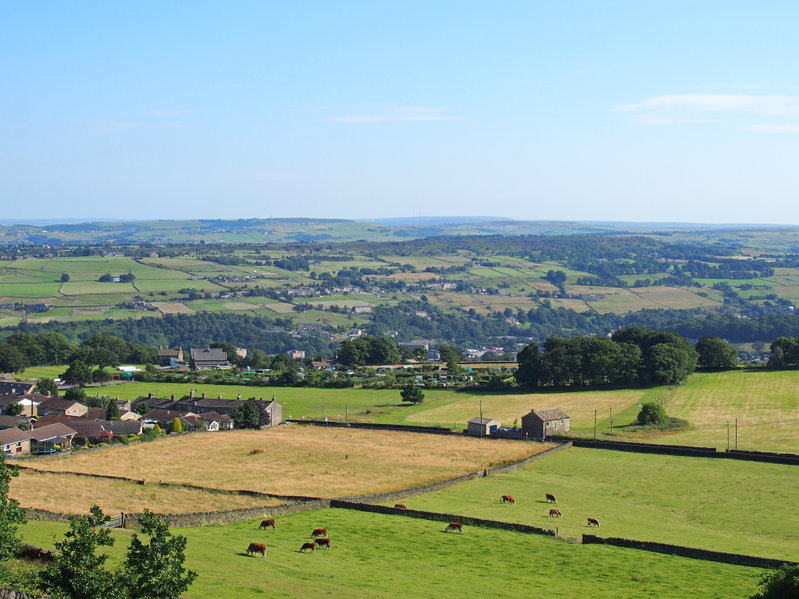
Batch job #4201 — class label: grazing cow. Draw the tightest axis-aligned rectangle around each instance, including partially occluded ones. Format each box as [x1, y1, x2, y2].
[259, 519, 276, 530]
[545, 493, 557, 504]
[394, 504, 408, 510]
[587, 517, 600, 527]
[315, 537, 332, 549]
[501, 495, 515, 504]
[300, 542, 316, 552]
[311, 528, 328, 538]
[246, 542, 266, 557]
[549, 508, 562, 518]
[445, 522, 463, 533]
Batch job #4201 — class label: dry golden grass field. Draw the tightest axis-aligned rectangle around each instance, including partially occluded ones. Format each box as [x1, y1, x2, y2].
[10, 470, 283, 515]
[22, 426, 552, 499]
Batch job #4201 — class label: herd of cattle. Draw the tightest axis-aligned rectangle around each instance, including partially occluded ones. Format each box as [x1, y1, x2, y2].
[245, 520, 333, 557]
[244, 491, 601, 556]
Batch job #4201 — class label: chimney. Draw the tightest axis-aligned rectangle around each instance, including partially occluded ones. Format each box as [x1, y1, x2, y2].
[237, 394, 241, 400]
[171, 394, 175, 401]
[218, 394, 223, 399]
[190, 389, 195, 398]
[202, 392, 206, 399]
[148, 392, 153, 399]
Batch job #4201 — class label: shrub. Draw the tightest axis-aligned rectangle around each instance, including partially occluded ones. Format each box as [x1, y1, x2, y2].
[637, 402, 668, 426]
[73, 436, 88, 447]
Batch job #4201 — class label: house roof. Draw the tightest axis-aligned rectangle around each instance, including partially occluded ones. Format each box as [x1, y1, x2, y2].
[86, 407, 107, 420]
[190, 348, 229, 363]
[142, 408, 194, 421]
[195, 411, 233, 423]
[157, 348, 181, 357]
[0, 427, 31, 445]
[0, 415, 28, 429]
[34, 414, 82, 428]
[67, 421, 108, 439]
[102, 420, 142, 435]
[38, 398, 87, 412]
[468, 417, 500, 425]
[0, 381, 36, 396]
[526, 408, 569, 421]
[28, 423, 77, 441]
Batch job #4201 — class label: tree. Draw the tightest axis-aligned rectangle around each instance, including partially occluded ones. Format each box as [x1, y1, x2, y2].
[170, 418, 183, 434]
[35, 377, 59, 396]
[400, 385, 424, 404]
[232, 398, 260, 429]
[62, 360, 93, 387]
[41, 506, 122, 599]
[61, 273, 70, 282]
[64, 387, 87, 403]
[750, 564, 799, 599]
[439, 344, 463, 376]
[695, 337, 738, 370]
[0, 453, 25, 560]
[122, 509, 197, 599]
[643, 343, 696, 385]
[637, 402, 668, 426]
[515, 344, 541, 387]
[5, 401, 23, 416]
[106, 401, 121, 421]
[93, 367, 112, 386]
[0, 341, 30, 374]
[153, 424, 162, 435]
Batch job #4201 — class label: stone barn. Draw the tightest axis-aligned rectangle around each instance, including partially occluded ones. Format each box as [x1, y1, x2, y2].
[467, 417, 501, 436]
[521, 408, 570, 440]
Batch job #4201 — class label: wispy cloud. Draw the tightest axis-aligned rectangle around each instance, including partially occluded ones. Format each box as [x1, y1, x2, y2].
[617, 94, 799, 117]
[742, 123, 799, 134]
[86, 121, 186, 130]
[330, 106, 466, 124]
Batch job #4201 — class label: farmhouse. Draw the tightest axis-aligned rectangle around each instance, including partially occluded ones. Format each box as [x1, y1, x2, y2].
[157, 347, 184, 366]
[467, 417, 501, 436]
[190, 348, 231, 370]
[521, 408, 570, 440]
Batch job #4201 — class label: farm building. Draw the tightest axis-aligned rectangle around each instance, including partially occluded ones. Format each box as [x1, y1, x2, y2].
[190, 348, 231, 370]
[157, 347, 184, 366]
[521, 408, 570, 440]
[467, 417, 501, 436]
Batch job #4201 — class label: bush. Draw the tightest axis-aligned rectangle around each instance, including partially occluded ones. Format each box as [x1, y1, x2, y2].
[750, 564, 799, 599]
[637, 402, 668, 426]
[73, 436, 88, 447]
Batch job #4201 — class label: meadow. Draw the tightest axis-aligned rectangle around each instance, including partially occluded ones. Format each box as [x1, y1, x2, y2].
[19, 426, 550, 497]
[398, 446, 799, 561]
[17, 509, 762, 599]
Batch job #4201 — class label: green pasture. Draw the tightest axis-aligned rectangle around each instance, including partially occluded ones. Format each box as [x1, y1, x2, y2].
[0, 282, 61, 298]
[20, 365, 69, 379]
[402, 447, 799, 561]
[17, 508, 760, 599]
[59, 281, 137, 296]
[135, 279, 224, 293]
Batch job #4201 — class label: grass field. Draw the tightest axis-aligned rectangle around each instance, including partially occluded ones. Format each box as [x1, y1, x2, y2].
[16, 509, 761, 599]
[21, 426, 550, 497]
[10, 470, 284, 514]
[400, 447, 799, 561]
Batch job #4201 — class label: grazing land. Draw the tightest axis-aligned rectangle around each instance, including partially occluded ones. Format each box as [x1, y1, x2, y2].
[10, 470, 283, 514]
[19, 427, 552, 497]
[17, 509, 761, 599]
[400, 447, 799, 561]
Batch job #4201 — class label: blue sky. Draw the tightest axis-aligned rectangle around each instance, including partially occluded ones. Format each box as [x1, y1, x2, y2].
[2, 1, 798, 224]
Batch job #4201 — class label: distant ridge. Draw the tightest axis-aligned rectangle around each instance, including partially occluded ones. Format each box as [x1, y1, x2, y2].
[362, 216, 513, 226]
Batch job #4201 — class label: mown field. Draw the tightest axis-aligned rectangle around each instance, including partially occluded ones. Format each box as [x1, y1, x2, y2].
[11, 470, 284, 514]
[398, 447, 799, 561]
[17, 509, 761, 599]
[19, 427, 551, 497]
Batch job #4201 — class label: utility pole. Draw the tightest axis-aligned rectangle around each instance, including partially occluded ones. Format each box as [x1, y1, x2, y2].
[735, 418, 738, 451]
[610, 408, 613, 434]
[594, 410, 597, 440]
[479, 400, 483, 439]
[727, 420, 730, 452]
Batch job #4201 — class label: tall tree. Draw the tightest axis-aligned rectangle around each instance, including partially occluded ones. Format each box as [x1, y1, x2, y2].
[695, 337, 738, 370]
[34, 377, 59, 396]
[0, 453, 25, 560]
[122, 510, 197, 599]
[62, 360, 93, 387]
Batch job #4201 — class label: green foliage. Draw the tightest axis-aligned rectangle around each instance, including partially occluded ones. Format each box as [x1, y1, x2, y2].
[41, 506, 122, 599]
[750, 564, 799, 599]
[400, 385, 424, 404]
[337, 335, 401, 366]
[637, 402, 669, 426]
[232, 398, 261, 429]
[106, 401, 121, 421]
[122, 509, 197, 599]
[62, 359, 93, 387]
[0, 453, 25, 560]
[5, 401, 23, 416]
[64, 387, 87, 403]
[34, 377, 59, 396]
[153, 424, 162, 435]
[0, 340, 29, 374]
[695, 337, 738, 370]
[60, 273, 70, 282]
[170, 417, 182, 434]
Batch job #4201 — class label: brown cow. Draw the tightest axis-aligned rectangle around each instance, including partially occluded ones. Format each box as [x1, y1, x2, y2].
[501, 495, 515, 504]
[445, 522, 463, 533]
[300, 542, 316, 552]
[545, 493, 557, 504]
[587, 517, 600, 527]
[311, 528, 328, 538]
[246, 542, 266, 557]
[259, 519, 276, 530]
[549, 508, 562, 518]
[394, 504, 408, 510]
[315, 537, 332, 549]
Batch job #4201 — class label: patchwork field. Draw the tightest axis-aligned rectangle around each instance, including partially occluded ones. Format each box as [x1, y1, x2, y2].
[399, 447, 799, 561]
[17, 509, 761, 599]
[21, 426, 551, 497]
[10, 470, 283, 514]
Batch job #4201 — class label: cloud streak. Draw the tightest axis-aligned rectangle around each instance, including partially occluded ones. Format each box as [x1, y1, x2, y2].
[330, 106, 466, 123]
[86, 122, 186, 130]
[617, 94, 799, 117]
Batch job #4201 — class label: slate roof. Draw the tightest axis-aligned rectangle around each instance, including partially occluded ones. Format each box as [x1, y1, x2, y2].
[527, 408, 569, 421]
[0, 381, 36, 396]
[468, 417, 500, 425]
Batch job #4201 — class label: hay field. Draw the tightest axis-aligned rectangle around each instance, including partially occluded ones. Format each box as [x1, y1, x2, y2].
[23, 426, 551, 497]
[10, 470, 283, 514]
[152, 301, 195, 314]
[402, 447, 799, 561]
